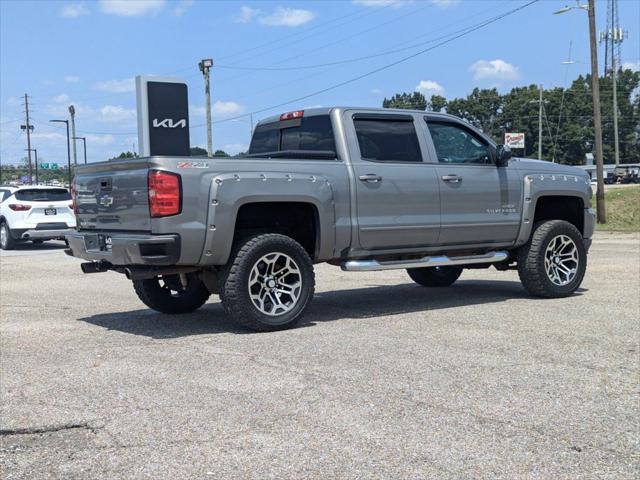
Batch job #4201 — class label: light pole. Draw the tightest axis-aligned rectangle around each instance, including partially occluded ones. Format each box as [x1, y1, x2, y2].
[50, 119, 72, 188]
[199, 58, 214, 158]
[25, 148, 38, 184]
[73, 136, 87, 164]
[554, 0, 606, 224]
[69, 105, 77, 166]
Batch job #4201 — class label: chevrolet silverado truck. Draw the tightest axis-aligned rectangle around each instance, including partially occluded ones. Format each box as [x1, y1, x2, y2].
[66, 107, 594, 331]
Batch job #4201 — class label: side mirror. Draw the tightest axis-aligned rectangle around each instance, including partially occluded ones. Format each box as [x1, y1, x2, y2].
[495, 144, 512, 166]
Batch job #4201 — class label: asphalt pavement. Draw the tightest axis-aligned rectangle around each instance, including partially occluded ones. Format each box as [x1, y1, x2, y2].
[1, 233, 638, 479]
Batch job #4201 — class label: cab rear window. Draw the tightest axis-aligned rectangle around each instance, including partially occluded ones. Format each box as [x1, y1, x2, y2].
[249, 115, 335, 154]
[14, 189, 71, 202]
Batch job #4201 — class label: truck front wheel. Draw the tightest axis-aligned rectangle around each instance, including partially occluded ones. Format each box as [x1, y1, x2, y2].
[133, 273, 210, 314]
[407, 266, 462, 287]
[221, 234, 315, 332]
[517, 220, 587, 298]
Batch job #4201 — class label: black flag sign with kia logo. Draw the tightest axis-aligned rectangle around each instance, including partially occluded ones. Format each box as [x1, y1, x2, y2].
[147, 81, 190, 156]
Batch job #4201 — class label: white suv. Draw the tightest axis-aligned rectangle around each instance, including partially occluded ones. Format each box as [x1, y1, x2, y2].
[0, 186, 76, 250]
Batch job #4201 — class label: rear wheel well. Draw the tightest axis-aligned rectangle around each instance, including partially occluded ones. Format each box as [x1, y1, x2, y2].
[533, 196, 584, 234]
[233, 202, 319, 259]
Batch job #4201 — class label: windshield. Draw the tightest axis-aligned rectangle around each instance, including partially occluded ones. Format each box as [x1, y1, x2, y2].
[14, 189, 71, 202]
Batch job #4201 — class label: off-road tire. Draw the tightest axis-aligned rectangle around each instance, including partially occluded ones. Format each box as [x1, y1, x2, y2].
[221, 234, 315, 332]
[517, 220, 587, 298]
[0, 222, 15, 250]
[407, 266, 463, 287]
[133, 274, 210, 314]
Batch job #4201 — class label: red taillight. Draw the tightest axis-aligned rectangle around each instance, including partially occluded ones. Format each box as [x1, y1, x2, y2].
[279, 110, 304, 121]
[8, 204, 31, 211]
[148, 170, 181, 217]
[70, 178, 77, 214]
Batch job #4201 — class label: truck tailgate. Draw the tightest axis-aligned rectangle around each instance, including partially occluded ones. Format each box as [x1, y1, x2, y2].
[74, 158, 151, 231]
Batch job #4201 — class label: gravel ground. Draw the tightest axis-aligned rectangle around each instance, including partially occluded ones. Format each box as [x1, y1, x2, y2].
[1, 232, 638, 479]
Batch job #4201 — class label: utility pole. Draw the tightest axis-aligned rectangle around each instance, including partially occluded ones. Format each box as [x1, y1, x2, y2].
[21, 94, 34, 184]
[588, 0, 606, 223]
[69, 105, 77, 165]
[554, 0, 606, 223]
[199, 59, 214, 157]
[538, 84, 543, 161]
[25, 149, 38, 184]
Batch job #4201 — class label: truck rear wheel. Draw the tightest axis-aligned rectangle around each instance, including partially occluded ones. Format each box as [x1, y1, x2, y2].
[221, 234, 315, 332]
[133, 273, 210, 314]
[407, 266, 463, 287]
[517, 220, 587, 298]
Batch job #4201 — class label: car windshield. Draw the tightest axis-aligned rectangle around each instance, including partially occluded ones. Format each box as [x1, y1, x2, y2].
[14, 189, 71, 202]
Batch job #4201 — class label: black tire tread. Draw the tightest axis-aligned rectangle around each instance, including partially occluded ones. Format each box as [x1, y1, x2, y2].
[407, 266, 463, 287]
[133, 276, 210, 314]
[221, 234, 315, 332]
[0, 222, 15, 250]
[517, 220, 586, 298]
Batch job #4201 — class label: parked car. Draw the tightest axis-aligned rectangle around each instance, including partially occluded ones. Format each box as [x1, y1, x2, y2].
[0, 185, 76, 250]
[66, 107, 595, 331]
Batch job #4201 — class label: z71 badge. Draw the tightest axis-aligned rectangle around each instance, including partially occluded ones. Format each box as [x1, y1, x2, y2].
[177, 161, 209, 169]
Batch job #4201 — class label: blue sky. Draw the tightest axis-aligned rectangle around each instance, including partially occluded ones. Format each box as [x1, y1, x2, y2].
[1, 0, 639, 165]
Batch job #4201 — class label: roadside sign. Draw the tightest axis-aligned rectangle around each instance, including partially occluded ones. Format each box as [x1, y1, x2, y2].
[505, 132, 525, 149]
[40, 162, 49, 169]
[51, 163, 59, 170]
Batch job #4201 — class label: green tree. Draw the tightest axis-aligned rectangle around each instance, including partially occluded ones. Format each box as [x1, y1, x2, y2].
[190, 146, 208, 156]
[383, 92, 426, 110]
[214, 150, 230, 157]
[108, 151, 137, 161]
[428, 94, 447, 113]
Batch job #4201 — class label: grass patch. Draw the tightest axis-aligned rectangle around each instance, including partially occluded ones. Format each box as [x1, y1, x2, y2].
[595, 185, 640, 232]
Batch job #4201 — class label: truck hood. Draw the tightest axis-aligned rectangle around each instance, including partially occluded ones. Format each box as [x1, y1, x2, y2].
[511, 157, 589, 177]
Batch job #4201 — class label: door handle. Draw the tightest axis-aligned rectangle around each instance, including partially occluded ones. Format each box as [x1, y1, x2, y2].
[359, 174, 382, 183]
[441, 174, 462, 183]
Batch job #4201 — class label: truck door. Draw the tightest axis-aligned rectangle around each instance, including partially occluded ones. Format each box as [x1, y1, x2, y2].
[345, 112, 440, 250]
[424, 119, 522, 245]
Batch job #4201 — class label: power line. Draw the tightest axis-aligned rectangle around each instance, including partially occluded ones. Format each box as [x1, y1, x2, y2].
[190, 0, 540, 129]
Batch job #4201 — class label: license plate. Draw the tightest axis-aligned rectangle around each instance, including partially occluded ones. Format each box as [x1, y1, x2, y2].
[44, 208, 57, 216]
[98, 234, 112, 252]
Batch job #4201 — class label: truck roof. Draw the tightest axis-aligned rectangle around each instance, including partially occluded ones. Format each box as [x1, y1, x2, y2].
[256, 107, 466, 126]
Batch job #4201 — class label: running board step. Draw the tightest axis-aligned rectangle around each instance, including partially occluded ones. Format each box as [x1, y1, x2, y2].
[341, 251, 508, 272]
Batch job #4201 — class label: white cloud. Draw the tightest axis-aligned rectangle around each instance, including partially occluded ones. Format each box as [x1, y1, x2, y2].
[85, 134, 115, 145]
[31, 132, 67, 142]
[235, 5, 315, 27]
[622, 61, 639, 72]
[64, 75, 80, 83]
[469, 59, 520, 82]
[189, 105, 206, 118]
[223, 143, 249, 155]
[212, 101, 244, 117]
[173, 0, 193, 16]
[259, 7, 316, 27]
[235, 5, 260, 23]
[53, 94, 70, 103]
[99, 0, 165, 17]
[61, 2, 90, 18]
[370, 88, 383, 95]
[415, 80, 445, 97]
[353, 0, 411, 7]
[93, 77, 135, 93]
[429, 0, 460, 7]
[99, 105, 136, 123]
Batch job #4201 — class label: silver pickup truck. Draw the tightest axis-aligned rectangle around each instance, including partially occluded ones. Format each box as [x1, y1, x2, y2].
[67, 107, 594, 331]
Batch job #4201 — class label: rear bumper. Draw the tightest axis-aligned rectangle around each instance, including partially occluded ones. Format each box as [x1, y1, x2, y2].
[19, 228, 73, 240]
[65, 231, 180, 266]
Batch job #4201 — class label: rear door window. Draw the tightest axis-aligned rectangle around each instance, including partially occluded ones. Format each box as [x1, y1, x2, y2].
[14, 189, 71, 202]
[353, 118, 422, 163]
